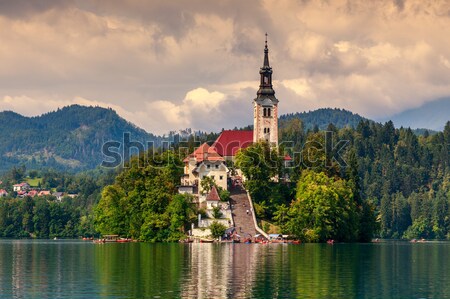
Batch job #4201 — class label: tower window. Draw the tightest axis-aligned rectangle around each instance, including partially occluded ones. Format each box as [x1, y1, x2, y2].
[263, 108, 267, 117]
[268, 108, 271, 117]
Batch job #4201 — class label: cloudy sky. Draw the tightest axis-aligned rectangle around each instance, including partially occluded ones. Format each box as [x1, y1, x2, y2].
[1, 0, 450, 134]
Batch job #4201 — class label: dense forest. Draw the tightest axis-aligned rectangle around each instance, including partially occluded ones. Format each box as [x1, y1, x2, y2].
[0, 167, 115, 238]
[94, 150, 197, 242]
[279, 108, 367, 131]
[235, 119, 450, 241]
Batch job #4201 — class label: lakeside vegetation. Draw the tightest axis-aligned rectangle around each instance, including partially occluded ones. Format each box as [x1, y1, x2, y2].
[235, 119, 450, 241]
[0, 119, 448, 241]
[0, 167, 115, 238]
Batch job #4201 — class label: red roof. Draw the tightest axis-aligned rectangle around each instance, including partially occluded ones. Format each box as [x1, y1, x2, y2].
[284, 154, 292, 161]
[27, 190, 38, 197]
[212, 130, 253, 157]
[206, 186, 220, 201]
[184, 143, 224, 163]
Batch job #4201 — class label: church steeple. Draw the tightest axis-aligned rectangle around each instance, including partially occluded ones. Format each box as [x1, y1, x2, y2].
[256, 33, 277, 102]
[263, 33, 270, 67]
[253, 34, 279, 147]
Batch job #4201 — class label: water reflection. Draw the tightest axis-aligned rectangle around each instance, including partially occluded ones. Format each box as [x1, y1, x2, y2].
[0, 240, 449, 299]
[180, 244, 262, 298]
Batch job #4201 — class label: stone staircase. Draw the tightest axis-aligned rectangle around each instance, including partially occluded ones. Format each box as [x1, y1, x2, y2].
[230, 185, 257, 237]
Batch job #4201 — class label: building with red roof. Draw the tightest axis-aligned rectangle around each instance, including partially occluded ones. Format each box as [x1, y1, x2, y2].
[13, 182, 30, 192]
[182, 143, 229, 194]
[26, 190, 38, 197]
[212, 130, 253, 160]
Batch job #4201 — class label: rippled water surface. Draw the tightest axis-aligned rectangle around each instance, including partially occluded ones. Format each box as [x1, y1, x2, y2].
[0, 240, 449, 298]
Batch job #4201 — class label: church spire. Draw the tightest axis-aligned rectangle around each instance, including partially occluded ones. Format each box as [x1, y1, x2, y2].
[264, 32, 270, 67]
[256, 33, 277, 101]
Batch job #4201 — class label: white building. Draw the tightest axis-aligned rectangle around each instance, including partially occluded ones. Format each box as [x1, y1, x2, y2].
[182, 143, 229, 195]
[13, 182, 30, 192]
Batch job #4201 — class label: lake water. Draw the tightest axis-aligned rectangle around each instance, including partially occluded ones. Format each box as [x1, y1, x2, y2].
[0, 240, 449, 299]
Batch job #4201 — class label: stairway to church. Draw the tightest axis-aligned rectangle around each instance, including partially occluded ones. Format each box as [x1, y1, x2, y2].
[230, 185, 257, 238]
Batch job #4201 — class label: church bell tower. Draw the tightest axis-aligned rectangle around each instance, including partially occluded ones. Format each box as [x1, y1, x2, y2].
[253, 34, 278, 148]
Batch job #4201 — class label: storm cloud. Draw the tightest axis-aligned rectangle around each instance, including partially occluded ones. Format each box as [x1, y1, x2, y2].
[1, 0, 450, 134]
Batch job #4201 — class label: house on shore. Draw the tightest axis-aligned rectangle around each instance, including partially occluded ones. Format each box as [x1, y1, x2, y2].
[13, 182, 30, 192]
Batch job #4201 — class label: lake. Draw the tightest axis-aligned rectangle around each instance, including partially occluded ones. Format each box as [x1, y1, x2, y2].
[0, 240, 449, 299]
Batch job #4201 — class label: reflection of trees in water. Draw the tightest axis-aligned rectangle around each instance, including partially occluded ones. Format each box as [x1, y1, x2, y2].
[94, 243, 185, 298]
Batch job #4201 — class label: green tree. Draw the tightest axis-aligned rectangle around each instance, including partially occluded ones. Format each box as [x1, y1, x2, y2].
[94, 185, 127, 236]
[200, 176, 215, 194]
[212, 206, 222, 219]
[235, 142, 281, 203]
[285, 170, 359, 242]
[209, 221, 226, 239]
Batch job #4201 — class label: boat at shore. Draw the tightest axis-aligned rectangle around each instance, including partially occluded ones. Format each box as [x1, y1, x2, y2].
[93, 235, 133, 244]
[199, 238, 214, 243]
[179, 238, 194, 243]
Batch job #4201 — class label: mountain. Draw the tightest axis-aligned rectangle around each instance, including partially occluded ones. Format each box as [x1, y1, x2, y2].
[279, 108, 368, 130]
[381, 97, 450, 131]
[0, 105, 159, 173]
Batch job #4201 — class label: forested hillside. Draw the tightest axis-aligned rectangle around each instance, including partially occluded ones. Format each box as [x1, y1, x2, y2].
[0, 105, 159, 173]
[275, 119, 450, 239]
[279, 108, 367, 131]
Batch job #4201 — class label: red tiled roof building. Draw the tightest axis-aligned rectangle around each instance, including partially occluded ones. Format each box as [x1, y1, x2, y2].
[212, 130, 253, 160]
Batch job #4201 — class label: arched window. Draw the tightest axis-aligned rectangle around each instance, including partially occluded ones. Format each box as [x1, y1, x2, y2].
[267, 108, 271, 117]
[267, 128, 270, 133]
[263, 108, 267, 117]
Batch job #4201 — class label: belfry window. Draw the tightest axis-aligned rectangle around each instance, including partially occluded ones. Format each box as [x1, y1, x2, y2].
[267, 108, 271, 117]
[263, 108, 267, 117]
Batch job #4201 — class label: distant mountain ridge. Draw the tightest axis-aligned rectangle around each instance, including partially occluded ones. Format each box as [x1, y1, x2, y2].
[0, 105, 158, 173]
[380, 97, 450, 131]
[279, 108, 368, 130]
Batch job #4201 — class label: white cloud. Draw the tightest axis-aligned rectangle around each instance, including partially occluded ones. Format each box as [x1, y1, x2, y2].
[1, 0, 450, 133]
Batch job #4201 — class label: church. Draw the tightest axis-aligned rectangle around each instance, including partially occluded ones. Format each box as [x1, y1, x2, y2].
[179, 36, 280, 199]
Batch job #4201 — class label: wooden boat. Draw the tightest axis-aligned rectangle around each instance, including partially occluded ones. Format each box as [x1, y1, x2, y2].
[179, 238, 194, 243]
[288, 240, 301, 245]
[104, 235, 119, 243]
[116, 238, 131, 243]
[93, 239, 105, 244]
[199, 238, 214, 243]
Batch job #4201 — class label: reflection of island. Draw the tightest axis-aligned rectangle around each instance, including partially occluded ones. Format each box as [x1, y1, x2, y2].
[180, 244, 262, 299]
